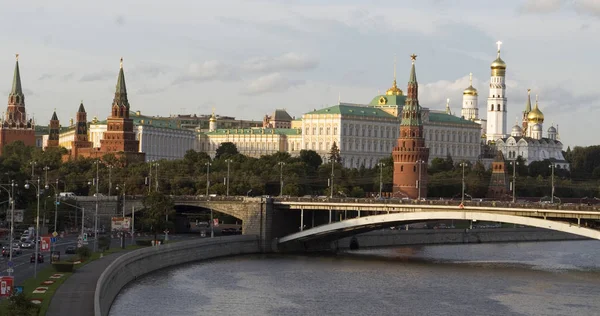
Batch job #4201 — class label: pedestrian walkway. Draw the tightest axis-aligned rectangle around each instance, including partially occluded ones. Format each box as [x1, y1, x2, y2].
[46, 251, 130, 316]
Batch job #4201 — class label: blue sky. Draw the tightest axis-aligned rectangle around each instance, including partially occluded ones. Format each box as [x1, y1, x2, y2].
[0, 0, 598, 147]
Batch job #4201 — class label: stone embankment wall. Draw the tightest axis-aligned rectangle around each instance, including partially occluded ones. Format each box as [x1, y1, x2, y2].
[334, 228, 588, 250]
[94, 235, 260, 316]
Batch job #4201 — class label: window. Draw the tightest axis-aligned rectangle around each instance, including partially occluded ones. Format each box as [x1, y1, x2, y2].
[334, 127, 338, 135]
[319, 127, 323, 135]
[326, 127, 330, 135]
[312, 127, 316, 135]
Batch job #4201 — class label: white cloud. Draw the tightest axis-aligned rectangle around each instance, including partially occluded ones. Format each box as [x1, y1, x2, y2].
[574, 0, 600, 17]
[243, 73, 305, 95]
[241, 52, 318, 73]
[173, 60, 238, 84]
[519, 0, 562, 13]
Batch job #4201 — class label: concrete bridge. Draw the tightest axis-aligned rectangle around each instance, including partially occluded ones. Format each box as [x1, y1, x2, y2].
[73, 195, 600, 252]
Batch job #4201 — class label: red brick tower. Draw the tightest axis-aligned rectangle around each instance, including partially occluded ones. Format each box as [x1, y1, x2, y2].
[0, 54, 35, 153]
[72, 101, 92, 152]
[100, 58, 142, 159]
[46, 110, 60, 149]
[392, 55, 430, 199]
[487, 150, 509, 199]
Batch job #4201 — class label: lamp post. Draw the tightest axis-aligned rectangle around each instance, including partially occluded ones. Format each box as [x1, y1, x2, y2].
[416, 160, 425, 201]
[30, 161, 37, 177]
[459, 161, 467, 204]
[43, 166, 50, 186]
[0, 181, 17, 277]
[93, 160, 100, 252]
[116, 183, 126, 248]
[225, 159, 232, 196]
[549, 163, 555, 204]
[278, 162, 285, 196]
[25, 178, 41, 278]
[205, 162, 213, 238]
[153, 162, 160, 192]
[377, 162, 385, 197]
[329, 158, 335, 199]
[108, 165, 114, 197]
[510, 160, 519, 203]
[147, 162, 152, 194]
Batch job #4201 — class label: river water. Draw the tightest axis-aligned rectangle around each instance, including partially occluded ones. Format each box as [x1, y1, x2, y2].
[110, 240, 600, 316]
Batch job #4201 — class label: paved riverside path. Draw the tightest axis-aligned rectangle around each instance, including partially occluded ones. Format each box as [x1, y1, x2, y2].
[46, 251, 130, 316]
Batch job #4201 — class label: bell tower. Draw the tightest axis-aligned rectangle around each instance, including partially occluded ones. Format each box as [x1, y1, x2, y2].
[392, 55, 430, 199]
[486, 41, 508, 143]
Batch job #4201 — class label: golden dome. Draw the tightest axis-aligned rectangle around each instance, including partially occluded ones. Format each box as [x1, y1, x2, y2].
[463, 73, 478, 96]
[490, 41, 506, 76]
[527, 96, 544, 123]
[491, 57, 506, 70]
[386, 80, 403, 96]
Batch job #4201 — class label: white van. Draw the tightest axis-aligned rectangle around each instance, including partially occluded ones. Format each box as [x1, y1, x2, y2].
[59, 192, 76, 198]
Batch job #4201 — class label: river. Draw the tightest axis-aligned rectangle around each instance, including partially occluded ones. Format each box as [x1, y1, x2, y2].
[110, 240, 600, 316]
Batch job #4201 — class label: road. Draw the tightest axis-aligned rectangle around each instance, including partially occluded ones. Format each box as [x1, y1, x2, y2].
[0, 233, 202, 286]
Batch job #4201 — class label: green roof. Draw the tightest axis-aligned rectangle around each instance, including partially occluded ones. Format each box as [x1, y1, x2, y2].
[10, 60, 22, 96]
[306, 104, 396, 119]
[428, 111, 480, 126]
[368, 94, 406, 106]
[205, 128, 301, 136]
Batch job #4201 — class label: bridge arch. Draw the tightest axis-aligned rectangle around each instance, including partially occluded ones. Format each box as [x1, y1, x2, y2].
[278, 211, 600, 244]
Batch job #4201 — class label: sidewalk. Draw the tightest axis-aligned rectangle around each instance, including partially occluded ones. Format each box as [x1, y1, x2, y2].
[46, 251, 129, 316]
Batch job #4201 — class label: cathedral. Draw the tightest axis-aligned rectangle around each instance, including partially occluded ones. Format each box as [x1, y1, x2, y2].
[461, 42, 568, 169]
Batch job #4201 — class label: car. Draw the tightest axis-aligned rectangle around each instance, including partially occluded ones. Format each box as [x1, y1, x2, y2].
[21, 241, 33, 248]
[30, 253, 44, 263]
[3, 247, 22, 256]
[65, 246, 76, 254]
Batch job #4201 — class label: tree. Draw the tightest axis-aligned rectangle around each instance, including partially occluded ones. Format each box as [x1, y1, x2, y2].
[328, 142, 341, 164]
[299, 150, 322, 172]
[215, 142, 239, 159]
[142, 192, 175, 241]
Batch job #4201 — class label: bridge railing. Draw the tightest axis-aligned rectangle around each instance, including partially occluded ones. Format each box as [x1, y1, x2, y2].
[271, 197, 600, 212]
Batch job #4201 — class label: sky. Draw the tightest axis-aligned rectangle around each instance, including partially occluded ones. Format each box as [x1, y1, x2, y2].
[0, 0, 598, 148]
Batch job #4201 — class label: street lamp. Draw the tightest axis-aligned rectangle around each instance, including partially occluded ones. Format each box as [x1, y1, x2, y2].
[115, 183, 126, 248]
[108, 165, 114, 197]
[90, 160, 100, 252]
[0, 181, 17, 277]
[377, 162, 385, 197]
[24, 178, 41, 278]
[205, 162, 213, 238]
[416, 160, 425, 201]
[510, 160, 519, 203]
[152, 162, 160, 192]
[459, 161, 468, 204]
[205, 162, 212, 197]
[42, 166, 50, 186]
[30, 161, 37, 177]
[329, 158, 335, 199]
[225, 159, 232, 196]
[278, 162, 285, 196]
[549, 163, 555, 204]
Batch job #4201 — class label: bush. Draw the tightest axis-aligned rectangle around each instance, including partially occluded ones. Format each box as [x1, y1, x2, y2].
[76, 246, 92, 261]
[52, 262, 74, 272]
[6, 291, 40, 316]
[98, 236, 111, 252]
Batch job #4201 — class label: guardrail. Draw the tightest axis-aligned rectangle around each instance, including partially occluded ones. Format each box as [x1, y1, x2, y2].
[94, 235, 260, 316]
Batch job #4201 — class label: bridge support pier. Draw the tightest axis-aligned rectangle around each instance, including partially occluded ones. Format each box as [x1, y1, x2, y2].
[300, 209, 304, 232]
[358, 210, 361, 218]
[578, 217, 580, 227]
[329, 209, 332, 224]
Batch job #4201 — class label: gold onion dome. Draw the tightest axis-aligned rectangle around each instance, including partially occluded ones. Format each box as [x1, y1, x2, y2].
[527, 95, 544, 123]
[463, 73, 478, 96]
[491, 41, 506, 76]
[386, 80, 403, 96]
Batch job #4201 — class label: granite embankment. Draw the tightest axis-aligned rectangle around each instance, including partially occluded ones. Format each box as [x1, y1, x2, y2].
[94, 235, 260, 316]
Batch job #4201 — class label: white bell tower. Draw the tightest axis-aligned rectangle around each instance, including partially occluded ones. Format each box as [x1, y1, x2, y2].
[486, 41, 508, 143]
